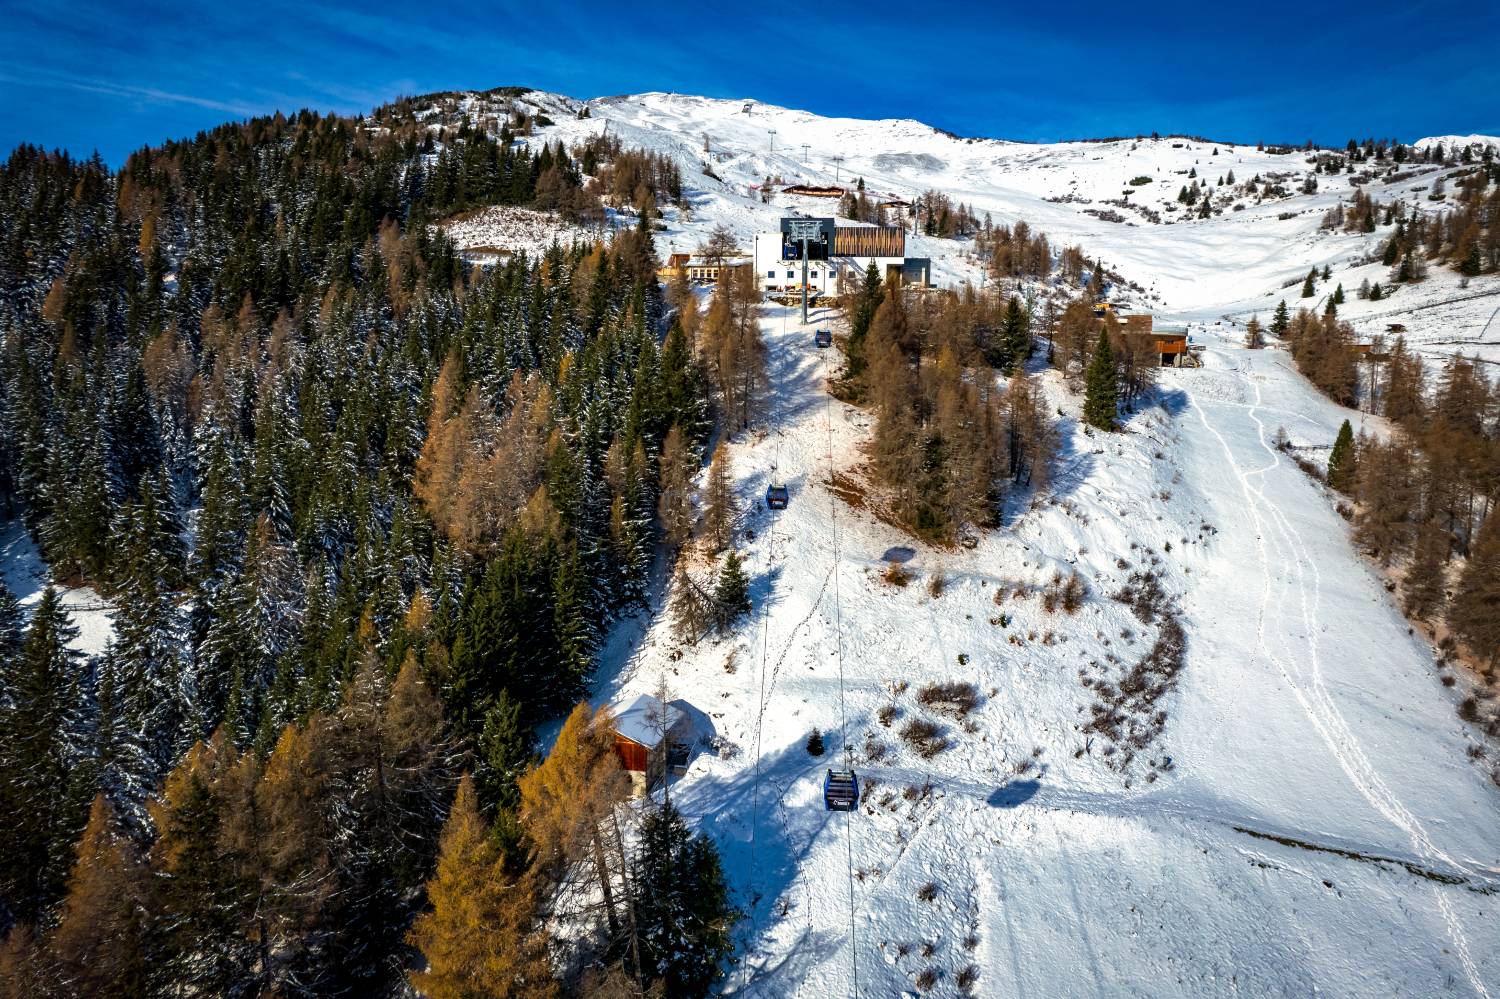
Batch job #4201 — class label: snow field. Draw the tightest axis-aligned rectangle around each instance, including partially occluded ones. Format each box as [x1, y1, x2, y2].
[449, 91, 1496, 368]
[595, 302, 1499, 996]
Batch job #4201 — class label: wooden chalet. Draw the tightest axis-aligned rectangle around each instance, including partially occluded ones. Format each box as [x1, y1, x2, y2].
[610, 694, 692, 796]
[1112, 314, 1196, 367]
[656, 252, 692, 280]
[655, 253, 749, 285]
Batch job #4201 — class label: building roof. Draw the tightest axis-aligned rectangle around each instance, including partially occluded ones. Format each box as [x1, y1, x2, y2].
[611, 694, 686, 748]
[782, 185, 846, 198]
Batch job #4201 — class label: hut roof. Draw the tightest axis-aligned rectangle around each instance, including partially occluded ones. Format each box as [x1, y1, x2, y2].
[612, 694, 686, 748]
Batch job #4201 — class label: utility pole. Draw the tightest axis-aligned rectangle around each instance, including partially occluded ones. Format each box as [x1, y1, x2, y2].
[832, 154, 845, 182]
[801, 143, 810, 165]
[768, 128, 777, 153]
[786, 219, 825, 325]
[802, 236, 809, 325]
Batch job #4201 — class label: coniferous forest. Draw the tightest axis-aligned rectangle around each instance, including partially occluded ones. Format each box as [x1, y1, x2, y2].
[0, 108, 733, 996]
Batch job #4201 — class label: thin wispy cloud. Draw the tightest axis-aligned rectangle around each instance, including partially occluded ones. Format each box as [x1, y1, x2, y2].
[0, 66, 263, 116]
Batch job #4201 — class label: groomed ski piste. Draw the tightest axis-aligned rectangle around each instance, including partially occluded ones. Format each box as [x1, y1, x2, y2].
[596, 291, 1500, 996]
[6, 88, 1496, 998]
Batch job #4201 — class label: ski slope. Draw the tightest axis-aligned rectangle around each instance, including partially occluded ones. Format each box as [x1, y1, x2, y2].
[431, 90, 1499, 365]
[2, 85, 1494, 996]
[595, 301, 1499, 997]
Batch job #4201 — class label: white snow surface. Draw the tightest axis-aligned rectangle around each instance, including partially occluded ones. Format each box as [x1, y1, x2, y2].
[1, 517, 115, 655]
[413, 87, 1500, 997]
[594, 304, 1500, 997]
[431, 90, 1499, 368]
[439, 204, 607, 261]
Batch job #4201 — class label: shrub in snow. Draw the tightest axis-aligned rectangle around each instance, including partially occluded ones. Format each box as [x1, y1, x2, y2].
[900, 718, 949, 758]
[916, 682, 981, 719]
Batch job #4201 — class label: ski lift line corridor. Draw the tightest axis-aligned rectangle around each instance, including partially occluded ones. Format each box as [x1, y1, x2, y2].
[737, 301, 798, 994]
[736, 302, 862, 997]
[818, 319, 862, 998]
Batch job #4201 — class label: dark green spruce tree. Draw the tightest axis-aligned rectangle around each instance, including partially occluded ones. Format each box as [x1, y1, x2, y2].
[1270, 299, 1290, 337]
[1083, 330, 1119, 431]
[1327, 419, 1356, 491]
[633, 801, 737, 997]
[0, 587, 93, 923]
[713, 551, 752, 633]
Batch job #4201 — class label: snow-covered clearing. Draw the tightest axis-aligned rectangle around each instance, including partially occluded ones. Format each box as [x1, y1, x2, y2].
[1, 517, 115, 654]
[595, 302, 1499, 997]
[438, 204, 608, 262]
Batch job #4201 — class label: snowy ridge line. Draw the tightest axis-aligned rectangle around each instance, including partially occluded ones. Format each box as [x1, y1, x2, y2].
[1241, 384, 1493, 999]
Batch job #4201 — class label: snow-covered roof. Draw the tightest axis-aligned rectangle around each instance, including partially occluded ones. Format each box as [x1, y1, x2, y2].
[610, 694, 686, 748]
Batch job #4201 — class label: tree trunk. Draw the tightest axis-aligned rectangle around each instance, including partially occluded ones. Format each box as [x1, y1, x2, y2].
[611, 808, 644, 992]
[590, 823, 621, 942]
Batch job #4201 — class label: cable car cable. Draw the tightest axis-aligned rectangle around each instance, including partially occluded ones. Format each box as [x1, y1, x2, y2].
[740, 300, 791, 993]
[819, 333, 860, 998]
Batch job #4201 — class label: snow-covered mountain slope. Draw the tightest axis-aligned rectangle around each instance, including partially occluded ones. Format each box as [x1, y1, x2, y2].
[598, 304, 1499, 997]
[400, 88, 1500, 993]
[423, 89, 1498, 365]
[1414, 135, 1500, 153]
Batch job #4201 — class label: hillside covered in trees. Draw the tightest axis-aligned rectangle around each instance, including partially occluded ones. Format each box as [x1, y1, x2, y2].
[0, 106, 735, 996]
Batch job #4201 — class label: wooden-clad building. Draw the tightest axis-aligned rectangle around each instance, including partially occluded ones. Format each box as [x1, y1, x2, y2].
[753, 220, 926, 295]
[610, 694, 693, 796]
[833, 225, 906, 259]
[1111, 314, 1195, 367]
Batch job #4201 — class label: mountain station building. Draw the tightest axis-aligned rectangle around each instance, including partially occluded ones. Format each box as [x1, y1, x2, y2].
[753, 219, 930, 296]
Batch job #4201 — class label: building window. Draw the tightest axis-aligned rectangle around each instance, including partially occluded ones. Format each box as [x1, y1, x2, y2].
[786, 270, 794, 278]
[767, 270, 775, 278]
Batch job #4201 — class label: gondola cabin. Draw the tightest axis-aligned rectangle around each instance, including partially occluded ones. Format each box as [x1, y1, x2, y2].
[824, 769, 859, 811]
[815, 329, 833, 348]
[766, 484, 789, 509]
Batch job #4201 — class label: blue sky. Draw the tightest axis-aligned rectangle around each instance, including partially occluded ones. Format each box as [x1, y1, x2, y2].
[2, 0, 1496, 166]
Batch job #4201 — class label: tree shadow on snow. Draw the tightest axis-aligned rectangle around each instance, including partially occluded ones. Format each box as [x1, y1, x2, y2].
[987, 778, 1042, 808]
[669, 735, 867, 979]
[1007, 411, 1095, 522]
[1150, 386, 1190, 418]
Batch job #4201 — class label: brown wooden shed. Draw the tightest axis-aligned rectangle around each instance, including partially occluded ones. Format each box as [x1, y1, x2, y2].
[610, 694, 693, 796]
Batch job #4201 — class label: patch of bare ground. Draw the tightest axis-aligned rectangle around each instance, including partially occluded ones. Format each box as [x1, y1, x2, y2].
[826, 470, 867, 510]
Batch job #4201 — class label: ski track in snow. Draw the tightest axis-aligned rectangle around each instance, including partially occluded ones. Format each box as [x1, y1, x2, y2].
[640, 307, 1498, 997]
[1190, 359, 1492, 998]
[1238, 373, 1493, 999]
